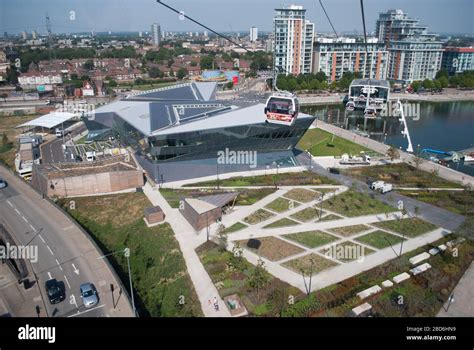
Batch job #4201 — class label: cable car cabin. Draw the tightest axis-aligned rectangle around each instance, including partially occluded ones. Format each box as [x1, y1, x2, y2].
[364, 105, 377, 118]
[346, 100, 356, 111]
[264, 95, 299, 126]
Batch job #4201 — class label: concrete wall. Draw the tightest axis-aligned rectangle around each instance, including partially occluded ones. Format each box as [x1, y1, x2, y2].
[33, 169, 144, 197]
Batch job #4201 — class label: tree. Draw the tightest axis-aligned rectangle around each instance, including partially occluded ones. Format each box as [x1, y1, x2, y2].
[422, 79, 434, 90]
[433, 79, 442, 91]
[439, 76, 449, 88]
[315, 71, 327, 82]
[176, 68, 188, 80]
[224, 81, 234, 90]
[215, 224, 228, 252]
[387, 147, 400, 161]
[435, 69, 449, 79]
[107, 79, 117, 87]
[248, 257, 270, 302]
[83, 59, 94, 71]
[411, 81, 422, 92]
[200, 55, 214, 70]
[228, 243, 245, 272]
[148, 67, 161, 79]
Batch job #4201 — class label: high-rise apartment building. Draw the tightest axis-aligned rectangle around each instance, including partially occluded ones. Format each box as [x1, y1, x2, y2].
[151, 23, 161, 46]
[376, 9, 443, 82]
[250, 27, 258, 42]
[442, 47, 474, 75]
[273, 5, 314, 75]
[313, 38, 389, 82]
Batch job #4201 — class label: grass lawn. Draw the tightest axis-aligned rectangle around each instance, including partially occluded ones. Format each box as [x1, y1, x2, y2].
[283, 253, 339, 275]
[399, 190, 474, 217]
[159, 188, 275, 208]
[373, 218, 438, 238]
[223, 222, 248, 234]
[265, 197, 299, 213]
[59, 193, 202, 317]
[342, 163, 462, 189]
[320, 241, 376, 262]
[322, 190, 395, 217]
[184, 171, 338, 187]
[196, 241, 303, 316]
[355, 230, 406, 249]
[328, 224, 371, 237]
[243, 209, 275, 225]
[283, 188, 320, 203]
[298, 128, 377, 157]
[263, 218, 300, 229]
[290, 206, 322, 222]
[318, 213, 343, 222]
[284, 230, 339, 248]
[282, 236, 474, 317]
[238, 236, 305, 261]
[0, 114, 39, 168]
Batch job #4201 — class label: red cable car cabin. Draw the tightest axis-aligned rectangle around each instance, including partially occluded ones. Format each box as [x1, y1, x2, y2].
[264, 95, 299, 126]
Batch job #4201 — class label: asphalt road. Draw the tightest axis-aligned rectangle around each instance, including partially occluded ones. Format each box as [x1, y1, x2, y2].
[0, 167, 134, 317]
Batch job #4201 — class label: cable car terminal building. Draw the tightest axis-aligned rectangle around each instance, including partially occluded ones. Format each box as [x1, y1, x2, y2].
[83, 82, 315, 183]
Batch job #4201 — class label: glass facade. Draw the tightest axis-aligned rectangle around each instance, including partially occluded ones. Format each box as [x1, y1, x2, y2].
[86, 114, 315, 164]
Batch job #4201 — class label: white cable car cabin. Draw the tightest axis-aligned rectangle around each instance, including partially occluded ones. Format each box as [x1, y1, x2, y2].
[264, 94, 299, 126]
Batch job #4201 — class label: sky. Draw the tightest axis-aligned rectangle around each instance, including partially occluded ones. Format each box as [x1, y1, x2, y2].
[1, 0, 473, 36]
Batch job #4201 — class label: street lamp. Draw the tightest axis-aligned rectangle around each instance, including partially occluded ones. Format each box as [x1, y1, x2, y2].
[306, 149, 312, 170]
[98, 247, 136, 316]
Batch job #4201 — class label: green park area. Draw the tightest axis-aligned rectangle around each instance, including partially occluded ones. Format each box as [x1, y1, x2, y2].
[159, 188, 275, 208]
[59, 193, 202, 317]
[343, 163, 462, 188]
[298, 128, 376, 157]
[196, 241, 302, 316]
[322, 190, 396, 217]
[185, 171, 338, 187]
[284, 230, 339, 249]
[373, 218, 438, 238]
[0, 114, 38, 168]
[282, 236, 474, 317]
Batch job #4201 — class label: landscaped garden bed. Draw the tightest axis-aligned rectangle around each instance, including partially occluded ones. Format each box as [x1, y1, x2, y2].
[373, 217, 438, 238]
[284, 230, 339, 249]
[243, 209, 275, 225]
[355, 230, 406, 249]
[328, 224, 371, 237]
[237, 236, 305, 261]
[283, 253, 339, 275]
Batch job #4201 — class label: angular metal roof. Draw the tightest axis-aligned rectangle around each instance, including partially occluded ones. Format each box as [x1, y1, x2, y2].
[17, 112, 78, 129]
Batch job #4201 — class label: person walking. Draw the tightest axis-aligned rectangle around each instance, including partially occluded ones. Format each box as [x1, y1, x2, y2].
[213, 296, 219, 311]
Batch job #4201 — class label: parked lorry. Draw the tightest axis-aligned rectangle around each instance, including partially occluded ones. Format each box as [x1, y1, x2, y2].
[379, 183, 393, 194]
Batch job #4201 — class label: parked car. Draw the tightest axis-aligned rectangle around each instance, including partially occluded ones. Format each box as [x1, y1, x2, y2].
[45, 279, 65, 304]
[328, 167, 340, 174]
[80, 283, 99, 308]
[0, 178, 7, 189]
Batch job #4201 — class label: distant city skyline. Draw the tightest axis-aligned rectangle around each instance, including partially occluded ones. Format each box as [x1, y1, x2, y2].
[1, 0, 473, 36]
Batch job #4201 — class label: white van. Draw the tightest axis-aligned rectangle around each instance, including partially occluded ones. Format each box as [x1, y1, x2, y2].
[379, 183, 393, 194]
[55, 128, 63, 137]
[85, 151, 96, 162]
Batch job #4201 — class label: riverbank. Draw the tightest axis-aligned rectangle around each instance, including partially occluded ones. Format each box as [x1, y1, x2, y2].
[299, 88, 474, 106]
[314, 120, 474, 187]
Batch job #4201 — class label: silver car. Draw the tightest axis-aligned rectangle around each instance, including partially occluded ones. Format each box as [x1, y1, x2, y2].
[80, 283, 99, 308]
[0, 178, 6, 189]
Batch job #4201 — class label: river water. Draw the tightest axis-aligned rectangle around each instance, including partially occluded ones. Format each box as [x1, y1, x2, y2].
[302, 101, 474, 177]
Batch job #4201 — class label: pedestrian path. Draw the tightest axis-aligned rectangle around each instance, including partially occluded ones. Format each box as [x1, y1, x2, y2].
[142, 183, 231, 317]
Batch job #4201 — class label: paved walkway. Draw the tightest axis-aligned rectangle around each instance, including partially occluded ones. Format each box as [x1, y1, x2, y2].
[437, 261, 474, 317]
[142, 183, 231, 317]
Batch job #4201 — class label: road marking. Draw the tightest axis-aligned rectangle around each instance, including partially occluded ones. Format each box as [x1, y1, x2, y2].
[46, 245, 54, 256]
[67, 304, 105, 318]
[15, 208, 21, 215]
[69, 294, 78, 308]
[30, 224, 36, 232]
[22, 216, 29, 223]
[47, 272, 52, 280]
[38, 234, 45, 243]
[56, 259, 63, 271]
[64, 275, 71, 289]
[72, 263, 80, 275]
[6, 200, 13, 207]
